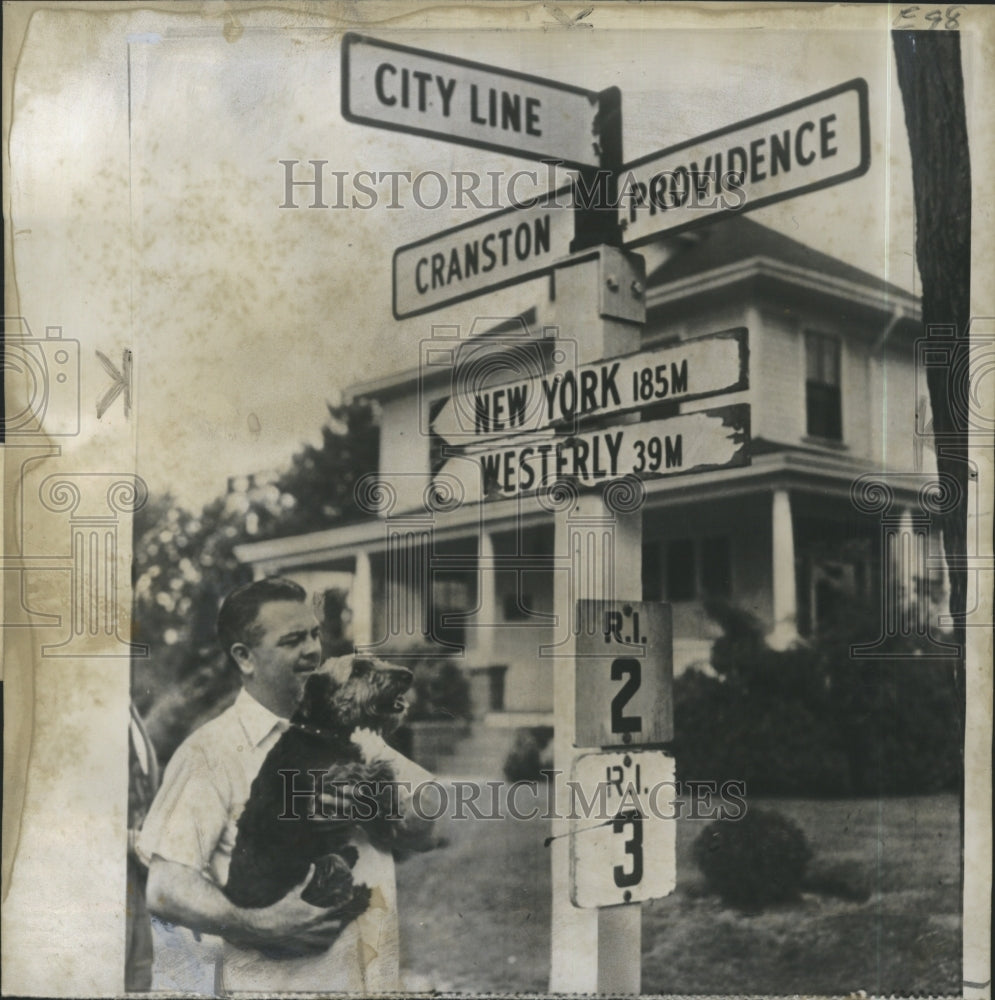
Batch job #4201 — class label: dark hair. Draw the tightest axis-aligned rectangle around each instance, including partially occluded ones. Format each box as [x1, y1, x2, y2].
[217, 577, 308, 667]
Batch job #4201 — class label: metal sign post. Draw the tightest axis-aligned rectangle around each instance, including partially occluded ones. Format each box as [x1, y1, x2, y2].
[543, 246, 647, 994]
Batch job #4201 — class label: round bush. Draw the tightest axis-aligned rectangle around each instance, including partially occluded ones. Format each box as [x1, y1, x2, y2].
[503, 727, 553, 783]
[693, 808, 813, 910]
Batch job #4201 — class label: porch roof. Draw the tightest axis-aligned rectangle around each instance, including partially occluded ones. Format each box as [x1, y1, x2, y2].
[234, 449, 938, 574]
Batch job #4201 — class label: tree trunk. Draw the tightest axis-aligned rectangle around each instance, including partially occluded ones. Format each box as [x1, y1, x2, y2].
[892, 30, 971, 648]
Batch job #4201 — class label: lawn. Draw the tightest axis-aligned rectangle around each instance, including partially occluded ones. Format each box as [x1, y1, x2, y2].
[397, 791, 961, 995]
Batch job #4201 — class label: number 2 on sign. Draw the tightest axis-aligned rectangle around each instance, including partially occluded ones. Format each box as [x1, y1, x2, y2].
[611, 658, 642, 733]
[613, 811, 644, 888]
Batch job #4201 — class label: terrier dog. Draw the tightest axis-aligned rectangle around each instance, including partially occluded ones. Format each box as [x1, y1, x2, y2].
[223, 655, 414, 918]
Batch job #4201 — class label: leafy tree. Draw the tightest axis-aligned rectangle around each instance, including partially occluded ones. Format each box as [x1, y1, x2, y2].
[132, 398, 379, 761]
[258, 398, 380, 538]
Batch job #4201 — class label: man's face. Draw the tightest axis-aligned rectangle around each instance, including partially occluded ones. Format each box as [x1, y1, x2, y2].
[235, 599, 322, 717]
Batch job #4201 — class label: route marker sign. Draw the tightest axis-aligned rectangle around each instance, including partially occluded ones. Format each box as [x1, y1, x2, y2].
[430, 329, 749, 444]
[574, 600, 673, 748]
[569, 750, 677, 909]
[618, 78, 870, 248]
[433, 402, 750, 504]
[393, 186, 575, 319]
[342, 33, 614, 170]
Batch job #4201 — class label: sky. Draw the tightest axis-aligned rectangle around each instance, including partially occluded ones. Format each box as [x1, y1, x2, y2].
[8, 5, 920, 510]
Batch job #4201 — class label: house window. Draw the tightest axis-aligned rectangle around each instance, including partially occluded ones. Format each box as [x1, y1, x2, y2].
[700, 536, 732, 599]
[431, 572, 475, 648]
[663, 536, 732, 601]
[642, 541, 663, 601]
[805, 331, 842, 440]
[665, 539, 696, 601]
[501, 569, 550, 620]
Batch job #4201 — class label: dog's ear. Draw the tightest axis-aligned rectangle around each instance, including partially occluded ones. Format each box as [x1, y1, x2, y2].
[293, 671, 338, 727]
[350, 658, 374, 678]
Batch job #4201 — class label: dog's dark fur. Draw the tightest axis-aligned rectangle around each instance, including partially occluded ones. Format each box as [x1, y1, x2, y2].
[223, 655, 413, 916]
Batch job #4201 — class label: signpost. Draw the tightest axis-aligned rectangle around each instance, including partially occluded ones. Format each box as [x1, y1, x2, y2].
[618, 78, 870, 247]
[342, 33, 873, 994]
[342, 33, 617, 169]
[543, 249, 647, 993]
[430, 328, 749, 442]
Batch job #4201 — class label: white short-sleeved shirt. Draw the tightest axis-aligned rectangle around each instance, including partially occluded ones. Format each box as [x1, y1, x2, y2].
[137, 688, 430, 994]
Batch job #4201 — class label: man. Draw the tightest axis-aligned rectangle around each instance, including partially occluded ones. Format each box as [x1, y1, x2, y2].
[126, 701, 159, 991]
[137, 577, 435, 993]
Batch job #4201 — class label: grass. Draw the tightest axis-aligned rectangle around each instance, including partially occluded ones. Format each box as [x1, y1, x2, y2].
[397, 791, 961, 995]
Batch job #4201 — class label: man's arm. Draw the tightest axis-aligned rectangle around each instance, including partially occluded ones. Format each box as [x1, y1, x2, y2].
[390, 782, 444, 853]
[146, 858, 345, 953]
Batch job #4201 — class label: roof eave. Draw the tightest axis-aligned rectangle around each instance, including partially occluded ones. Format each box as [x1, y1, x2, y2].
[647, 256, 921, 323]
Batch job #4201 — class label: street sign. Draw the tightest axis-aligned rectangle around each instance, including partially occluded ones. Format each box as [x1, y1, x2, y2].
[342, 33, 612, 169]
[432, 402, 750, 504]
[574, 600, 673, 748]
[569, 750, 676, 908]
[618, 78, 870, 248]
[393, 186, 575, 319]
[431, 329, 748, 444]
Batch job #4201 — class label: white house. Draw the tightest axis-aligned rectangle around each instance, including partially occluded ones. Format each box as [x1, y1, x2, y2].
[235, 216, 942, 727]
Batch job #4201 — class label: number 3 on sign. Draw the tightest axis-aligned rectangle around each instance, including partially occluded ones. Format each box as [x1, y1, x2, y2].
[613, 811, 644, 888]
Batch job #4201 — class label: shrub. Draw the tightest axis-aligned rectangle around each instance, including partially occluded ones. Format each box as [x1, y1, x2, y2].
[503, 727, 553, 783]
[408, 658, 474, 723]
[673, 599, 964, 797]
[693, 808, 813, 910]
[674, 670, 853, 796]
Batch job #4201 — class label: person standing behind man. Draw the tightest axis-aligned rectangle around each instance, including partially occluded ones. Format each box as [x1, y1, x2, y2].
[137, 577, 436, 993]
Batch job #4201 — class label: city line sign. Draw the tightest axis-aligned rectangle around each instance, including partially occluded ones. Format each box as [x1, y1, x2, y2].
[342, 33, 616, 170]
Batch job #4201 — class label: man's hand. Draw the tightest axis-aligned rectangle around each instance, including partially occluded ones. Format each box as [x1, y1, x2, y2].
[232, 866, 347, 954]
[146, 858, 351, 956]
[313, 784, 358, 823]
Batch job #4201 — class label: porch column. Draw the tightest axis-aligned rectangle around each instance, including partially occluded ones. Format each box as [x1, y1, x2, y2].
[769, 487, 798, 649]
[475, 530, 497, 660]
[384, 514, 431, 645]
[350, 549, 373, 648]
